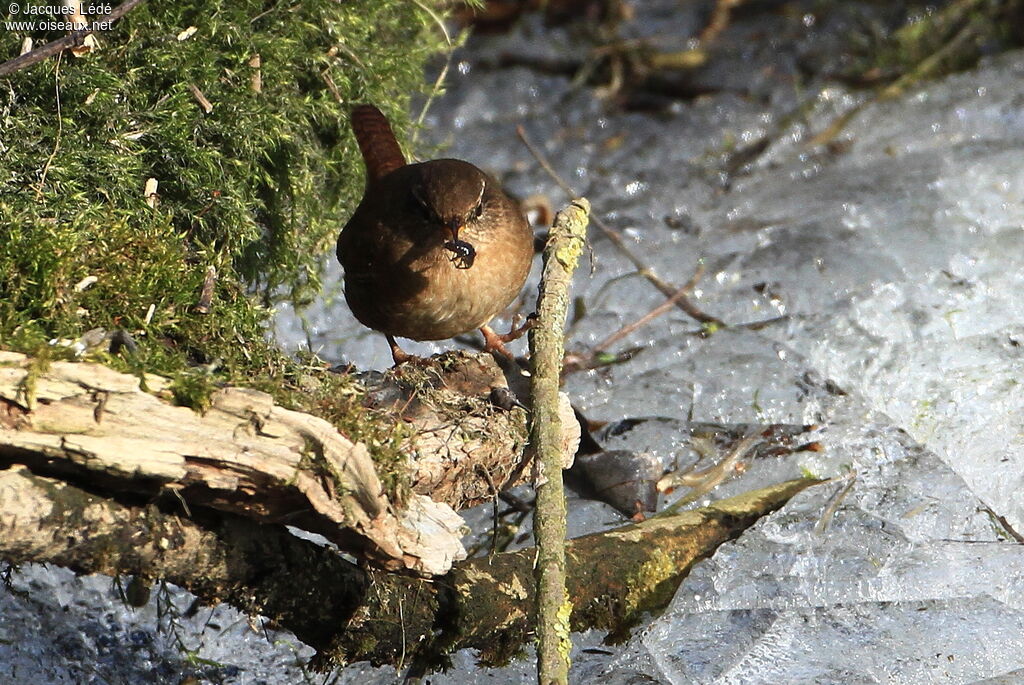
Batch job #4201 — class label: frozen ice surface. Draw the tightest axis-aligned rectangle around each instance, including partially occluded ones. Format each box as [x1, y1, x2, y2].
[0, 564, 314, 683]
[268, 23, 1024, 682]
[565, 52, 1024, 683]
[18, 1, 1024, 679]
[383, 46, 1024, 684]
[601, 415, 1024, 683]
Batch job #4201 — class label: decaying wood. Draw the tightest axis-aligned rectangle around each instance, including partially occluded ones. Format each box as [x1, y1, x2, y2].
[337, 477, 820, 668]
[0, 349, 534, 576]
[0, 353, 820, 669]
[384, 350, 578, 508]
[0, 464, 819, 668]
[0, 464, 376, 657]
[372, 350, 532, 508]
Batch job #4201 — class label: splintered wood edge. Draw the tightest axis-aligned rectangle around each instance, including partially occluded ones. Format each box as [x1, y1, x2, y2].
[0, 351, 465, 576]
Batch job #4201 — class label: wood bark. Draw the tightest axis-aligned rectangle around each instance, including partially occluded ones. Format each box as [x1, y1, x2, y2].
[529, 197, 590, 684]
[0, 349, 820, 669]
[0, 461, 818, 668]
[0, 349, 530, 576]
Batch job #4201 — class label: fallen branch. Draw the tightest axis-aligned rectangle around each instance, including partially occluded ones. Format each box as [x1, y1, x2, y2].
[0, 463, 819, 669]
[0, 349, 532, 575]
[0, 0, 147, 78]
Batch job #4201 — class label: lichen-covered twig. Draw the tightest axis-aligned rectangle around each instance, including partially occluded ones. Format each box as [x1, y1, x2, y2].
[530, 198, 589, 684]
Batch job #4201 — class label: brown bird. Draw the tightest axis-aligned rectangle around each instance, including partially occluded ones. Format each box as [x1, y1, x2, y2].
[337, 105, 534, 364]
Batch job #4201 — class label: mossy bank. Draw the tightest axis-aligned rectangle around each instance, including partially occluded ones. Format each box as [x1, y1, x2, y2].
[0, 0, 453, 481]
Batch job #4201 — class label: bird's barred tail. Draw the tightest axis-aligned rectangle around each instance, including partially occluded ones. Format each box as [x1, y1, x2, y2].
[350, 104, 406, 184]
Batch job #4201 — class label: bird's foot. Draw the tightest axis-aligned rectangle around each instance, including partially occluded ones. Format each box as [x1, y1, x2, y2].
[481, 314, 537, 359]
[387, 335, 426, 366]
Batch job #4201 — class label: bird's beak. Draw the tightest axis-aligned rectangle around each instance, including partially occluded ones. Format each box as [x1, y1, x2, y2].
[444, 219, 463, 243]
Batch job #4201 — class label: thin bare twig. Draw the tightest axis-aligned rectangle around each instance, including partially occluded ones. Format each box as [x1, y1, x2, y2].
[516, 124, 726, 328]
[591, 264, 706, 355]
[33, 52, 63, 199]
[657, 429, 761, 516]
[699, 0, 747, 45]
[410, 0, 456, 150]
[561, 266, 709, 375]
[981, 506, 1024, 544]
[187, 83, 213, 114]
[815, 471, 857, 533]
[0, 0, 147, 78]
[474, 464, 502, 556]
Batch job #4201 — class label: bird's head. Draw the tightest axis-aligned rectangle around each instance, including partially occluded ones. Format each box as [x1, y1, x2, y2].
[411, 159, 490, 268]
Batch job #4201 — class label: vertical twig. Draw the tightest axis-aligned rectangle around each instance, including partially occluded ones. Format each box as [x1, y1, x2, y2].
[530, 198, 589, 685]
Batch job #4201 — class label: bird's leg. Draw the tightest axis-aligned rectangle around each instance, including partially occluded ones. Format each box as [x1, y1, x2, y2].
[480, 314, 537, 359]
[386, 334, 416, 365]
[480, 326, 513, 359]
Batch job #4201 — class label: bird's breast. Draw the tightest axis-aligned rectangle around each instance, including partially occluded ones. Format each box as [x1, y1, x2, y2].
[338, 175, 533, 342]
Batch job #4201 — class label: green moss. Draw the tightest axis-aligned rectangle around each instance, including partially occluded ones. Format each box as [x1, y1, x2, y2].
[0, 0, 446, 348]
[0, 8, 429, 338]
[622, 547, 677, 617]
[308, 372, 412, 505]
[1, 1, 445, 298]
[848, 0, 1024, 84]
[169, 367, 217, 413]
[0, 0, 452, 475]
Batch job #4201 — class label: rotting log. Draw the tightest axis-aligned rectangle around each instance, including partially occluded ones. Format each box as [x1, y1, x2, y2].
[0, 350, 819, 670]
[0, 349, 534, 576]
[0, 462, 819, 668]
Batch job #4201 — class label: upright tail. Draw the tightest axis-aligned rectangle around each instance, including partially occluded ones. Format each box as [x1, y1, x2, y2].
[350, 104, 406, 184]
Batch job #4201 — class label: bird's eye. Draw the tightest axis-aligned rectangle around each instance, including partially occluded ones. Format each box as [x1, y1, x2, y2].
[473, 201, 484, 219]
